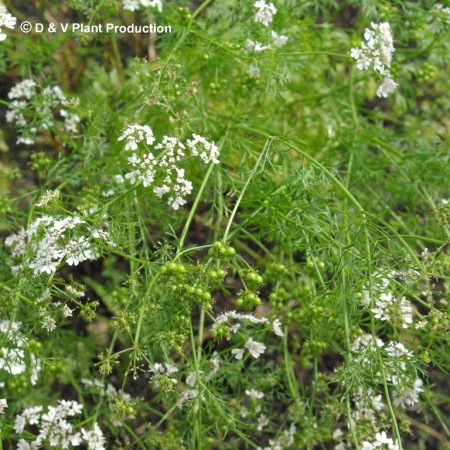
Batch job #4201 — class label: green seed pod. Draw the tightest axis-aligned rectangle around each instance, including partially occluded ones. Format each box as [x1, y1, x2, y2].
[212, 323, 230, 341]
[245, 271, 264, 288]
[224, 246, 236, 257]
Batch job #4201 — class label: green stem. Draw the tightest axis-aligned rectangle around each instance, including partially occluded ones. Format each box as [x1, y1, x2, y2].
[223, 138, 272, 242]
[349, 66, 359, 126]
[190, 0, 214, 20]
[176, 162, 216, 255]
[279, 51, 352, 59]
[378, 354, 403, 450]
[342, 270, 360, 449]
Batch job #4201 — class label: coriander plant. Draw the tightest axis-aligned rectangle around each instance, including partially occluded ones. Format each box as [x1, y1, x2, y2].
[0, 1, 449, 449]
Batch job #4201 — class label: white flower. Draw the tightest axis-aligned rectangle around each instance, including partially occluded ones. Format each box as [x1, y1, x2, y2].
[36, 190, 60, 208]
[231, 348, 244, 360]
[154, 185, 170, 198]
[66, 285, 85, 297]
[186, 134, 220, 164]
[42, 315, 57, 332]
[164, 363, 179, 374]
[248, 64, 261, 79]
[333, 428, 344, 440]
[118, 123, 155, 150]
[361, 431, 399, 450]
[351, 333, 384, 352]
[375, 431, 391, 445]
[81, 423, 106, 450]
[64, 237, 95, 266]
[272, 319, 284, 336]
[176, 389, 198, 408]
[230, 323, 241, 334]
[5, 227, 27, 257]
[257, 413, 269, 431]
[399, 297, 413, 328]
[245, 337, 266, 358]
[245, 389, 264, 399]
[123, 0, 163, 12]
[245, 39, 271, 53]
[253, 0, 277, 27]
[376, 77, 398, 98]
[186, 371, 197, 387]
[0, 6, 17, 41]
[271, 30, 288, 48]
[208, 353, 220, 377]
[169, 195, 187, 210]
[393, 377, 423, 408]
[60, 109, 80, 134]
[17, 439, 32, 450]
[62, 305, 74, 318]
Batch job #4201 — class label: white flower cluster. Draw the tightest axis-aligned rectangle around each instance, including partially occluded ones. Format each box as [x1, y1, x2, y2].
[0, 321, 41, 385]
[427, 4, 450, 34]
[118, 124, 219, 210]
[15, 400, 106, 450]
[361, 431, 399, 450]
[186, 134, 220, 164]
[362, 274, 413, 329]
[352, 387, 384, 422]
[257, 413, 269, 431]
[0, 6, 16, 41]
[370, 292, 413, 328]
[0, 398, 7, 414]
[253, 0, 277, 27]
[257, 423, 296, 450]
[245, 31, 289, 54]
[122, 0, 163, 12]
[213, 310, 284, 336]
[392, 377, 423, 408]
[36, 190, 60, 208]
[6, 80, 80, 145]
[5, 214, 114, 277]
[351, 333, 384, 352]
[350, 22, 397, 98]
[245, 389, 264, 399]
[245, 1, 288, 77]
[351, 334, 423, 411]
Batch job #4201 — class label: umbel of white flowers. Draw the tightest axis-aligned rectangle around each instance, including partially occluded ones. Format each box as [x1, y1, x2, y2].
[122, 0, 163, 12]
[0, 6, 16, 41]
[118, 124, 220, 210]
[351, 22, 398, 98]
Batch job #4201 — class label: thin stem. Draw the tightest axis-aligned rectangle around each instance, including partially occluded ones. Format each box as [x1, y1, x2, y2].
[176, 162, 215, 255]
[378, 353, 403, 450]
[223, 139, 272, 242]
[279, 51, 352, 59]
[191, 0, 214, 20]
[342, 270, 360, 449]
[349, 66, 359, 126]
